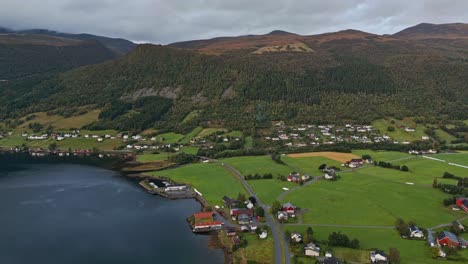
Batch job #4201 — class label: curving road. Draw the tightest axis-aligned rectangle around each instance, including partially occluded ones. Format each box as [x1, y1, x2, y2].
[206, 158, 289, 264]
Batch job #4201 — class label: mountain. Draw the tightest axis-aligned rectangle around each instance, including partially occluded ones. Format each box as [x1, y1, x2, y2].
[15, 29, 136, 56]
[1, 23, 467, 132]
[394, 23, 468, 39]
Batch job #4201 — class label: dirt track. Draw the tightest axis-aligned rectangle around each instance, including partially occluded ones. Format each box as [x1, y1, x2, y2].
[287, 151, 359, 163]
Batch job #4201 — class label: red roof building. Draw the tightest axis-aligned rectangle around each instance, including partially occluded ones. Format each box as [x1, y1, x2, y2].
[194, 212, 214, 220]
[456, 198, 468, 212]
[437, 231, 460, 248]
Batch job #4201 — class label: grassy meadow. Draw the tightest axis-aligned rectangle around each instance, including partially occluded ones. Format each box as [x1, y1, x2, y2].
[148, 162, 247, 206]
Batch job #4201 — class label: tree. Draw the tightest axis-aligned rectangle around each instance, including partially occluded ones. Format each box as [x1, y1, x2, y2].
[48, 142, 57, 151]
[401, 165, 409, 172]
[255, 207, 265, 218]
[272, 200, 282, 213]
[430, 246, 440, 259]
[237, 193, 246, 203]
[318, 164, 327, 170]
[388, 248, 401, 263]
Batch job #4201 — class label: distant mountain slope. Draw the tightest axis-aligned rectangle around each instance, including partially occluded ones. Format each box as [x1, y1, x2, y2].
[16, 29, 136, 56]
[1, 23, 467, 131]
[394, 23, 468, 39]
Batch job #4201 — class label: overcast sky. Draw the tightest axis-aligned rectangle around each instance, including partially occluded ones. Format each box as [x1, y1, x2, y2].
[0, 0, 467, 44]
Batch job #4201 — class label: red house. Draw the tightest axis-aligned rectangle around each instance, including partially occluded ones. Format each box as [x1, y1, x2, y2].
[456, 198, 468, 212]
[437, 231, 459, 247]
[282, 202, 296, 214]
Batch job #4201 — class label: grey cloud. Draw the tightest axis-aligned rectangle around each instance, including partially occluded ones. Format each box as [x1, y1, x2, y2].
[0, 0, 467, 44]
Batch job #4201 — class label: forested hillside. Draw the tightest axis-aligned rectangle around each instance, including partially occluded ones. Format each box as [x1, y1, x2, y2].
[1, 23, 468, 133]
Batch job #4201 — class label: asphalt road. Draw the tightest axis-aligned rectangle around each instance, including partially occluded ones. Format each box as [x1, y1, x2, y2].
[208, 158, 289, 264]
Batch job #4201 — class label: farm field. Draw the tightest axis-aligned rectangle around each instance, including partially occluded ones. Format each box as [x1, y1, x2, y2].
[286, 152, 358, 163]
[283, 225, 468, 264]
[136, 147, 199, 162]
[221, 156, 292, 176]
[352, 149, 411, 162]
[431, 153, 468, 167]
[281, 155, 342, 176]
[281, 167, 465, 227]
[155, 132, 185, 143]
[179, 126, 203, 144]
[15, 110, 100, 132]
[372, 118, 427, 142]
[147, 162, 247, 206]
[248, 179, 297, 204]
[393, 155, 468, 178]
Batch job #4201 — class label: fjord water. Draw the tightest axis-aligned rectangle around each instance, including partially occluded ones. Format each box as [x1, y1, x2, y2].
[0, 155, 223, 264]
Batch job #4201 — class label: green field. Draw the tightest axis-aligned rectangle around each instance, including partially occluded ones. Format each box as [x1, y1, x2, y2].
[352, 149, 411, 162]
[372, 118, 428, 142]
[283, 226, 468, 264]
[15, 110, 100, 132]
[156, 132, 185, 144]
[195, 128, 227, 138]
[179, 126, 203, 144]
[393, 155, 468, 178]
[221, 156, 292, 176]
[282, 155, 342, 176]
[248, 179, 297, 205]
[281, 166, 464, 227]
[148, 163, 247, 206]
[431, 153, 468, 167]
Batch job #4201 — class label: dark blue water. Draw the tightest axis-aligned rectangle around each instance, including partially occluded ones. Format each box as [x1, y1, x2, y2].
[0, 156, 224, 264]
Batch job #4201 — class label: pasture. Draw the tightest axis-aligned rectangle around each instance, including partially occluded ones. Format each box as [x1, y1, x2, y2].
[281, 155, 342, 176]
[148, 162, 247, 206]
[281, 166, 465, 227]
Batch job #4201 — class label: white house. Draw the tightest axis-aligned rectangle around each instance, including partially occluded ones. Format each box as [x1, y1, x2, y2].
[291, 232, 302, 243]
[410, 226, 425, 238]
[304, 243, 320, 257]
[370, 250, 388, 263]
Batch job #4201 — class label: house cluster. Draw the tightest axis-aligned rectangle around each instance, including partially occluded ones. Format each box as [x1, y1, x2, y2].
[343, 158, 368, 168]
[287, 172, 310, 183]
[408, 149, 438, 155]
[277, 202, 297, 222]
[262, 123, 401, 147]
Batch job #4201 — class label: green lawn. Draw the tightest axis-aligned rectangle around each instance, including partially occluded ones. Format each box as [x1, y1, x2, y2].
[283, 226, 468, 264]
[281, 166, 465, 227]
[372, 118, 428, 142]
[352, 149, 411, 162]
[147, 163, 247, 206]
[179, 127, 203, 144]
[233, 234, 274, 264]
[282, 156, 342, 176]
[156, 132, 185, 144]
